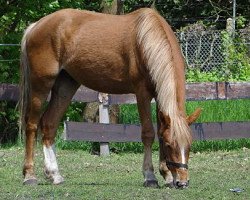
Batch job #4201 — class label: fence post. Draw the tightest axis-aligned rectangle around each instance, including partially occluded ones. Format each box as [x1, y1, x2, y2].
[98, 93, 110, 156]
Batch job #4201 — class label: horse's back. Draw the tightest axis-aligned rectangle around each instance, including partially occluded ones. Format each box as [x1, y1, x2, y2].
[24, 8, 165, 94]
[26, 9, 141, 93]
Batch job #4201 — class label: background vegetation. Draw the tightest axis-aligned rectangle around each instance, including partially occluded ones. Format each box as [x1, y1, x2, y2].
[0, 0, 249, 150]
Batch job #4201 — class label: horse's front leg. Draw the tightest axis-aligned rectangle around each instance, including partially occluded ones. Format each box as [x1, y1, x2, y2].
[40, 70, 79, 184]
[156, 104, 174, 188]
[158, 140, 174, 188]
[135, 87, 159, 188]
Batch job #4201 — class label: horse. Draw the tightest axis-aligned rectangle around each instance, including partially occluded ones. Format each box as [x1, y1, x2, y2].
[20, 8, 201, 189]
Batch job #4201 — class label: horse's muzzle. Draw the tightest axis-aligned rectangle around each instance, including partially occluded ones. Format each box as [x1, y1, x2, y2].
[175, 180, 189, 189]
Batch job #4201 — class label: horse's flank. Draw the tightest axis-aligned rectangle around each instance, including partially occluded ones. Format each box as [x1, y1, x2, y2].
[20, 8, 191, 146]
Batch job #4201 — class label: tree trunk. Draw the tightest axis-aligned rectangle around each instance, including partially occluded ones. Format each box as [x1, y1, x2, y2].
[101, 0, 124, 15]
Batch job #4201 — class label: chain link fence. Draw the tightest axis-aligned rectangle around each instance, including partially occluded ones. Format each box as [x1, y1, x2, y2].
[178, 30, 223, 72]
[176, 29, 250, 74]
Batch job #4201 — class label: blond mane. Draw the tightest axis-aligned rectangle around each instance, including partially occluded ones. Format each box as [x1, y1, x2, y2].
[136, 9, 191, 147]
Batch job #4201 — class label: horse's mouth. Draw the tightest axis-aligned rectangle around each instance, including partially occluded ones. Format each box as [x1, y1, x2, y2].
[173, 180, 189, 189]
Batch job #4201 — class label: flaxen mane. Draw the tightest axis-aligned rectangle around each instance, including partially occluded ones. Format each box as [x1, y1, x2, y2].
[136, 9, 191, 146]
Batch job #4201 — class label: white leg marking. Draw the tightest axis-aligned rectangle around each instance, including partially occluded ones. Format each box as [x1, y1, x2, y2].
[43, 144, 64, 184]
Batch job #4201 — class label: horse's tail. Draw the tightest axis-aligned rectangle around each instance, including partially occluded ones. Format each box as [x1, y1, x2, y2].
[136, 9, 191, 146]
[19, 23, 37, 137]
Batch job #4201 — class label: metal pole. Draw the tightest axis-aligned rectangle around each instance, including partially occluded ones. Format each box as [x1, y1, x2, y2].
[232, 0, 236, 31]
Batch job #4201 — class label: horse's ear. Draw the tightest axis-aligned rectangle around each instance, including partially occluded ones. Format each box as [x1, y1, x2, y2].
[187, 108, 202, 125]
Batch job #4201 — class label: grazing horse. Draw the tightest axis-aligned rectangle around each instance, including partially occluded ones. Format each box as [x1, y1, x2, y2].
[20, 8, 201, 188]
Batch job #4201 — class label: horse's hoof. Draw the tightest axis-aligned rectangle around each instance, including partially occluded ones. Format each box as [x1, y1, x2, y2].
[52, 175, 64, 185]
[23, 178, 38, 185]
[143, 180, 159, 188]
[44, 169, 64, 185]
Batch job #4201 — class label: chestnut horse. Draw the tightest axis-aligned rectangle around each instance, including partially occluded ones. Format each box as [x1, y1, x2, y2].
[20, 8, 201, 188]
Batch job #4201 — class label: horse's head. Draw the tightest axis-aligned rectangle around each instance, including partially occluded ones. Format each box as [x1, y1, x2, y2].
[158, 108, 201, 189]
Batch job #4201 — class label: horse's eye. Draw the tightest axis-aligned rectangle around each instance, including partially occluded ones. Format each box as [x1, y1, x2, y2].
[164, 142, 171, 147]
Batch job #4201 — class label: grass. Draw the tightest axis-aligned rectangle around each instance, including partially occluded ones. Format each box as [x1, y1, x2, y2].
[0, 146, 249, 199]
[186, 99, 250, 123]
[119, 99, 250, 124]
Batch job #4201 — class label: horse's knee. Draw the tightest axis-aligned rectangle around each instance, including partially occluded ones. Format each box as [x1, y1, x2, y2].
[142, 137, 154, 147]
[26, 123, 38, 132]
[25, 122, 38, 139]
[40, 119, 56, 145]
[41, 120, 55, 132]
[141, 130, 155, 146]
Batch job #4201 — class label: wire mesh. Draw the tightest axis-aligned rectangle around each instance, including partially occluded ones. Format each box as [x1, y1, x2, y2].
[176, 29, 250, 72]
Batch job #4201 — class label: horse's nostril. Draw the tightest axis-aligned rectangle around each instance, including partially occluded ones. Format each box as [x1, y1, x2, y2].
[176, 181, 189, 189]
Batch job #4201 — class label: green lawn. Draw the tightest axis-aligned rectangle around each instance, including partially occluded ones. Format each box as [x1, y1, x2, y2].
[0, 146, 249, 199]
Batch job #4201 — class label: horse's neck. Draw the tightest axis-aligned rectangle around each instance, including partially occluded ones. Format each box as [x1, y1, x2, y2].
[174, 63, 186, 117]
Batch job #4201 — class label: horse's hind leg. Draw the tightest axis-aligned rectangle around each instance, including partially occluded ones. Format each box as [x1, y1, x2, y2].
[23, 69, 58, 185]
[40, 70, 79, 184]
[135, 85, 159, 188]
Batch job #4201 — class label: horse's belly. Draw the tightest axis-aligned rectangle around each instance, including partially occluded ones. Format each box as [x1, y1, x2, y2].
[83, 79, 133, 94]
[64, 64, 134, 94]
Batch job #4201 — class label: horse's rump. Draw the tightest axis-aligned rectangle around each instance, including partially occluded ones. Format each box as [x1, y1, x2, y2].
[25, 9, 143, 94]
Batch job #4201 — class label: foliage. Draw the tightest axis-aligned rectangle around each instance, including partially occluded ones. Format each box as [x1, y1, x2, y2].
[155, 0, 250, 29]
[186, 69, 222, 82]
[0, 101, 19, 144]
[220, 30, 250, 81]
[63, 102, 86, 122]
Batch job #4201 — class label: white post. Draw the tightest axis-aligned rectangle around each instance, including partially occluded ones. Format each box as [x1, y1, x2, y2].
[98, 93, 110, 156]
